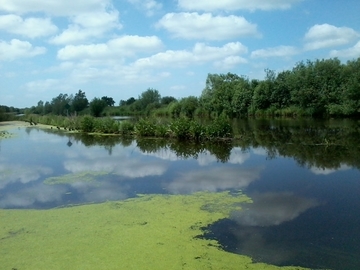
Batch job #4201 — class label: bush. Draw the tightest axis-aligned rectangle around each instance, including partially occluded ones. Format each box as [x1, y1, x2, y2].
[95, 117, 119, 133]
[119, 121, 135, 135]
[169, 117, 191, 139]
[206, 116, 233, 139]
[81, 115, 95, 132]
[135, 118, 156, 136]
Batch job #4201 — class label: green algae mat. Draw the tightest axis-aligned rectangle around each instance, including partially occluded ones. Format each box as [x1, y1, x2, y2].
[0, 192, 308, 270]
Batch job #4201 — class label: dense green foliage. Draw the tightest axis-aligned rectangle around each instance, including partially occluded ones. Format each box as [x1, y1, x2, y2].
[199, 58, 360, 117]
[3, 57, 359, 126]
[0, 105, 22, 121]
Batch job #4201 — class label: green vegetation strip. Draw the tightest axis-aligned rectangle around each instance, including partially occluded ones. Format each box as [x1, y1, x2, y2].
[44, 171, 108, 185]
[0, 192, 308, 270]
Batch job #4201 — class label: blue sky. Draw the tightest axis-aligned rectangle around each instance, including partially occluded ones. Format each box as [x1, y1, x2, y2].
[1, 0, 360, 108]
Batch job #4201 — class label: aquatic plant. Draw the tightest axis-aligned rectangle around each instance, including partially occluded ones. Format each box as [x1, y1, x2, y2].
[0, 191, 310, 269]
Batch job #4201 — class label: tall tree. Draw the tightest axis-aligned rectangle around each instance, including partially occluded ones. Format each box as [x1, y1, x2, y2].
[51, 93, 72, 115]
[138, 88, 161, 109]
[101, 96, 115, 107]
[72, 90, 89, 112]
[89, 98, 107, 117]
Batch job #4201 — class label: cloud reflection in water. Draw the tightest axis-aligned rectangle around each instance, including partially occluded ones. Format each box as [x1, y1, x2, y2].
[167, 166, 262, 194]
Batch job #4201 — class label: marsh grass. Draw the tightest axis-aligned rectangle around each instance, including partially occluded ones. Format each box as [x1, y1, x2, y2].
[23, 114, 233, 140]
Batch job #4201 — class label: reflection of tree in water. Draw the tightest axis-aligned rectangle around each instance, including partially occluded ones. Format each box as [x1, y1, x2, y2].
[234, 119, 360, 170]
[136, 138, 168, 154]
[136, 139, 233, 162]
[40, 119, 360, 170]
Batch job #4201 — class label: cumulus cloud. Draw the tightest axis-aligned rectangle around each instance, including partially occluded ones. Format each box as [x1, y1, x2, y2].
[166, 166, 262, 194]
[50, 10, 122, 45]
[0, 15, 58, 38]
[0, 39, 46, 61]
[231, 192, 320, 226]
[330, 40, 360, 58]
[133, 42, 248, 69]
[127, 0, 162, 16]
[63, 146, 168, 179]
[25, 79, 59, 93]
[0, 163, 52, 189]
[178, 0, 303, 11]
[251, 46, 299, 58]
[57, 35, 163, 60]
[310, 164, 351, 175]
[157, 13, 259, 40]
[0, 184, 66, 208]
[0, 0, 111, 16]
[304, 24, 360, 51]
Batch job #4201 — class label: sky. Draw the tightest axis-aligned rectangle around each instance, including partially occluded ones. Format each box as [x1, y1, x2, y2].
[1, 0, 360, 108]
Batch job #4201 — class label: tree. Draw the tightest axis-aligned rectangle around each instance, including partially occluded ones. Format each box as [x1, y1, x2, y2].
[72, 90, 88, 112]
[161, 96, 177, 105]
[101, 96, 115, 107]
[89, 98, 107, 117]
[51, 93, 72, 115]
[138, 88, 161, 109]
[179, 96, 198, 118]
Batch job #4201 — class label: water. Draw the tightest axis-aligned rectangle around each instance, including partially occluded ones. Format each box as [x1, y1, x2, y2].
[1, 119, 359, 269]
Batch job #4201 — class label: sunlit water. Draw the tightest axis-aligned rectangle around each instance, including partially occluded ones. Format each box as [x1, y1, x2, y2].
[1, 120, 359, 269]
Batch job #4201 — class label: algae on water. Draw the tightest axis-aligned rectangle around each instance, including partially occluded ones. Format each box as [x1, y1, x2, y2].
[43, 171, 108, 185]
[0, 191, 310, 270]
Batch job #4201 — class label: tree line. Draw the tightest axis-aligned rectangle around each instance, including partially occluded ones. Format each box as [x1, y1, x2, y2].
[118, 57, 360, 118]
[6, 56, 360, 120]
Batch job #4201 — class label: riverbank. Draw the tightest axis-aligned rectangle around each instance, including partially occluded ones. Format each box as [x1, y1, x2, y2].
[0, 121, 60, 139]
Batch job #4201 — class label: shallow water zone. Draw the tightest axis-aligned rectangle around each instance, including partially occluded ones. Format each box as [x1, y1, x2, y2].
[0, 119, 360, 269]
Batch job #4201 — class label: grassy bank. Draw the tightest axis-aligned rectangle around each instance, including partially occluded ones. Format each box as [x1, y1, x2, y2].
[21, 114, 233, 141]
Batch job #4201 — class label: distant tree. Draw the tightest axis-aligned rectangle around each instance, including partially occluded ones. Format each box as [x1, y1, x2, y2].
[43, 101, 52, 114]
[89, 97, 107, 117]
[126, 97, 136, 105]
[51, 93, 72, 115]
[161, 96, 177, 105]
[179, 96, 198, 118]
[139, 88, 161, 109]
[72, 90, 89, 112]
[34, 100, 44, 114]
[101, 96, 115, 107]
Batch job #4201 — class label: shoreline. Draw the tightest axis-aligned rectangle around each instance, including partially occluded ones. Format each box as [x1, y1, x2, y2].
[0, 121, 57, 139]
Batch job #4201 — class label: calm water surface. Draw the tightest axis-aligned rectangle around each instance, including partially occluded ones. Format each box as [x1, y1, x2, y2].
[1, 119, 359, 269]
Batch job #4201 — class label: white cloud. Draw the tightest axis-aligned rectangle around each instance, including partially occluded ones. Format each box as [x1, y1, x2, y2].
[214, 56, 248, 69]
[57, 35, 163, 61]
[0, 39, 46, 61]
[0, 163, 52, 189]
[157, 13, 259, 40]
[0, 184, 66, 208]
[167, 166, 262, 194]
[0, 14, 58, 38]
[25, 79, 59, 93]
[0, 0, 111, 16]
[304, 24, 360, 51]
[251, 46, 299, 58]
[330, 40, 360, 58]
[231, 192, 320, 226]
[133, 42, 248, 69]
[310, 164, 351, 175]
[127, 0, 162, 16]
[178, 0, 303, 11]
[50, 10, 122, 45]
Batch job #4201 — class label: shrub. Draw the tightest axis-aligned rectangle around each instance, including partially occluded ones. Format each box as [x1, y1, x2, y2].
[206, 116, 233, 139]
[119, 121, 135, 135]
[135, 118, 156, 136]
[81, 115, 95, 132]
[169, 117, 191, 139]
[95, 117, 119, 133]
